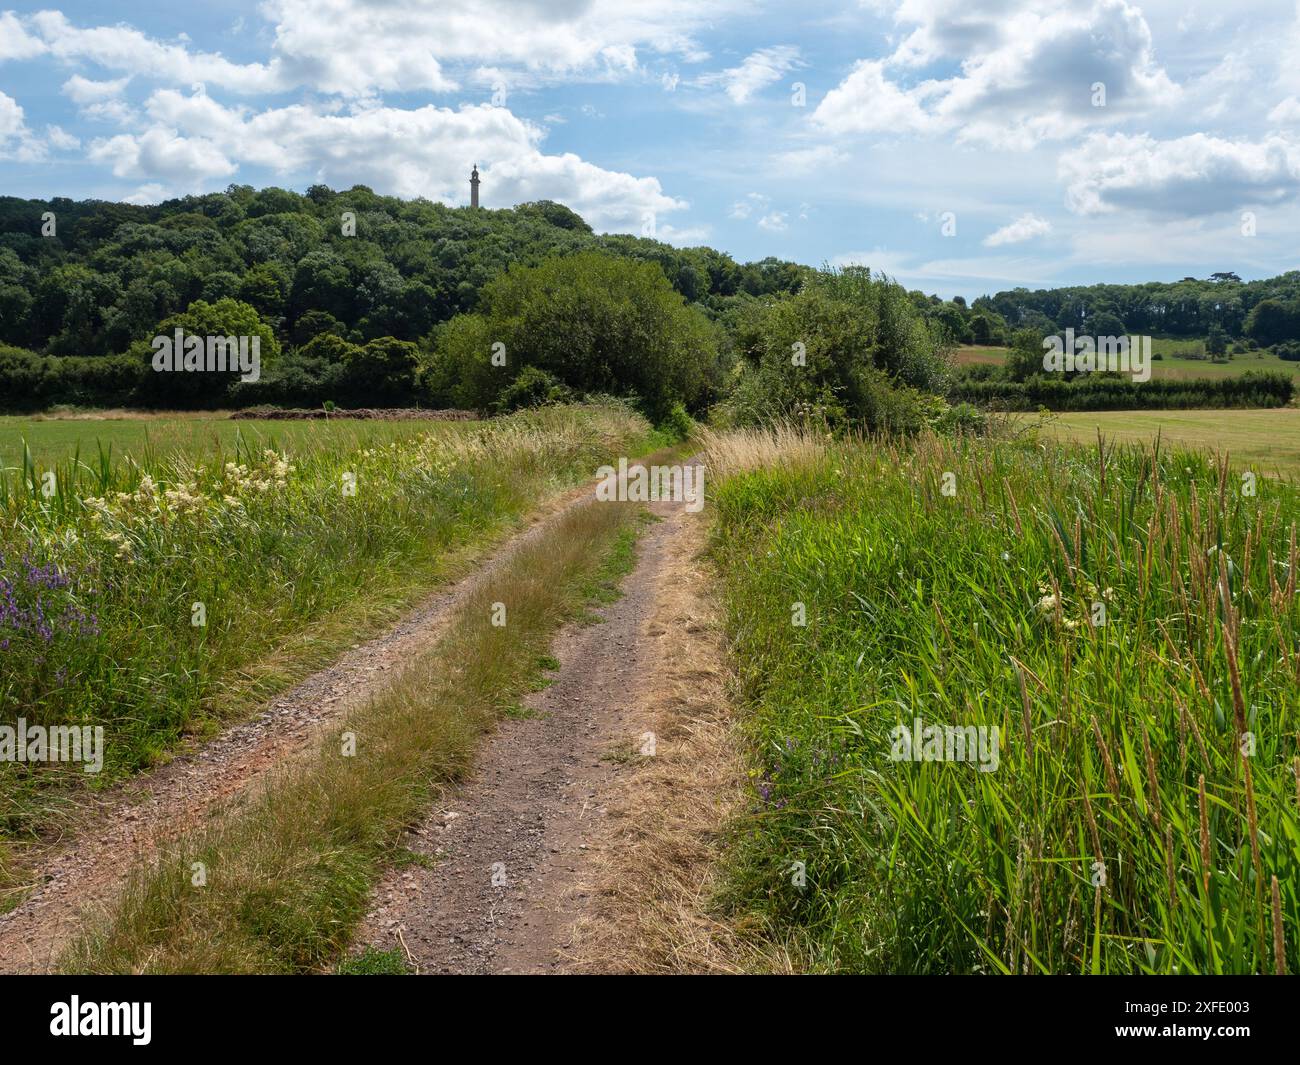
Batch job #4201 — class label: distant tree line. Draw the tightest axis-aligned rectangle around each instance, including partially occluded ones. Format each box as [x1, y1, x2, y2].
[946, 325, 1296, 411]
[0, 185, 810, 360]
[1, 186, 1294, 423]
[861, 272, 1300, 357]
[971, 271, 1300, 344]
[0, 186, 813, 412]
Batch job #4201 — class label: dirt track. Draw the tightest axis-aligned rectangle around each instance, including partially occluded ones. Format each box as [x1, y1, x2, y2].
[0, 470, 733, 975]
[356, 500, 697, 973]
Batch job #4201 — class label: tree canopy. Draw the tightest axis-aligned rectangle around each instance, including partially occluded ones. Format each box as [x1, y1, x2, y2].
[429, 252, 720, 418]
[0, 187, 807, 359]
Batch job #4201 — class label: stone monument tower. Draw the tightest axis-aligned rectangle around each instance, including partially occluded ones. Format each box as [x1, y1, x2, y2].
[470, 165, 480, 208]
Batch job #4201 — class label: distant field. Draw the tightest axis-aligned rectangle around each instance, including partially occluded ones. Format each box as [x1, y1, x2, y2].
[956, 343, 1300, 382]
[955, 344, 1012, 365]
[0, 412, 450, 471]
[1040, 408, 1300, 480]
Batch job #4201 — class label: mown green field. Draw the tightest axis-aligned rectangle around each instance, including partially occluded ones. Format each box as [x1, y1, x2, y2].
[705, 428, 1299, 974]
[1042, 409, 1300, 482]
[0, 413, 449, 473]
[956, 344, 1013, 366]
[957, 343, 1300, 383]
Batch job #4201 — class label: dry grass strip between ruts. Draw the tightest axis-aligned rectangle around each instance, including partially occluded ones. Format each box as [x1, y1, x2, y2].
[568, 510, 784, 973]
[65, 497, 640, 974]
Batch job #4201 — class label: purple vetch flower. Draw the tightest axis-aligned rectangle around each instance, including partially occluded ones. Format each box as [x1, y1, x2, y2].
[0, 551, 101, 645]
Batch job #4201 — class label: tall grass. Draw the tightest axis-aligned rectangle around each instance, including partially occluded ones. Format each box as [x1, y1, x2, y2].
[693, 424, 826, 479]
[706, 428, 1299, 973]
[0, 404, 656, 847]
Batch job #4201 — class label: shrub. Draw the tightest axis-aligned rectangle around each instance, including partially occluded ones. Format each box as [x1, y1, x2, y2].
[0, 345, 44, 410]
[494, 366, 572, 412]
[934, 401, 988, 435]
[431, 252, 720, 419]
[656, 401, 694, 442]
[956, 363, 999, 382]
[718, 266, 950, 431]
[231, 345, 345, 408]
[953, 370, 1294, 410]
[0, 345, 143, 412]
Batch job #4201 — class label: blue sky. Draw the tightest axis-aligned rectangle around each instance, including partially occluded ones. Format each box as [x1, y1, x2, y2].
[2, 0, 1300, 300]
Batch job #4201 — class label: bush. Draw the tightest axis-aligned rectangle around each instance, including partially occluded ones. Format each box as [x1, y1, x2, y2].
[237, 333, 420, 408]
[656, 401, 694, 442]
[45, 353, 144, 408]
[858, 371, 942, 434]
[934, 401, 988, 435]
[956, 362, 999, 382]
[231, 345, 345, 407]
[430, 252, 720, 419]
[0, 345, 44, 409]
[494, 366, 572, 412]
[718, 266, 950, 431]
[0, 345, 143, 411]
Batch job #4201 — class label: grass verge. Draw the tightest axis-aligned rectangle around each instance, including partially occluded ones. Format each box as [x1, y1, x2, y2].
[705, 426, 1299, 974]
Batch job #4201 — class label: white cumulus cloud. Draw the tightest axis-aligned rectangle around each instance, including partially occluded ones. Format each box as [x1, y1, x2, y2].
[983, 212, 1052, 246]
[813, 0, 1179, 148]
[699, 45, 800, 104]
[99, 89, 689, 234]
[1060, 131, 1300, 215]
